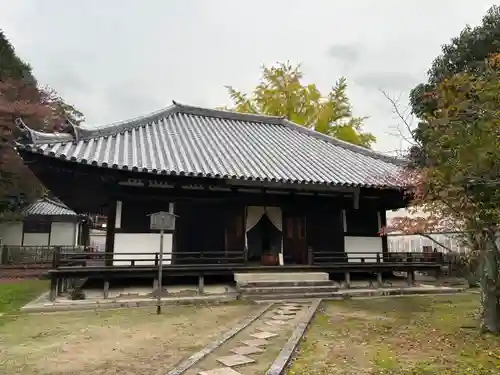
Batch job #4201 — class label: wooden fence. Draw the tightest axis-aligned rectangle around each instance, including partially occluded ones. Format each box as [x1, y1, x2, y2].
[0, 245, 83, 266]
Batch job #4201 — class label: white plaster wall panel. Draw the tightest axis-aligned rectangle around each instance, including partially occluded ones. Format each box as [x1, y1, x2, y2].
[90, 232, 106, 251]
[23, 233, 50, 246]
[344, 236, 383, 263]
[115, 200, 122, 229]
[50, 222, 77, 246]
[0, 222, 23, 246]
[74, 223, 80, 246]
[113, 233, 173, 266]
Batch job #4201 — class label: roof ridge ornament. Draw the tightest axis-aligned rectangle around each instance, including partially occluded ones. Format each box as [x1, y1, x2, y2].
[14, 117, 75, 145]
[64, 118, 81, 143]
[15, 117, 36, 144]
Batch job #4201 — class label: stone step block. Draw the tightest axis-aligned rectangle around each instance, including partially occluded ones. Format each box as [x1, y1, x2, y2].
[239, 285, 339, 295]
[234, 272, 329, 286]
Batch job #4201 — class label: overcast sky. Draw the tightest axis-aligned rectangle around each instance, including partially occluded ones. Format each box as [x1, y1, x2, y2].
[0, 0, 495, 153]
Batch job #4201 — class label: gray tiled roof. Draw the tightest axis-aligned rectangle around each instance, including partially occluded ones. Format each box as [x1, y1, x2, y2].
[23, 198, 77, 216]
[16, 102, 404, 189]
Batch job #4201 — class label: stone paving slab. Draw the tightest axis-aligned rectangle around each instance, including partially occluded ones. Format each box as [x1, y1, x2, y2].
[230, 345, 264, 355]
[265, 319, 288, 326]
[251, 331, 278, 340]
[272, 314, 294, 320]
[274, 310, 297, 316]
[241, 338, 269, 347]
[283, 304, 302, 308]
[278, 307, 301, 312]
[258, 325, 283, 332]
[199, 367, 243, 375]
[216, 354, 255, 367]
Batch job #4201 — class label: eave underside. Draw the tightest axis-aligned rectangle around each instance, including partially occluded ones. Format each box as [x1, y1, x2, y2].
[19, 151, 409, 214]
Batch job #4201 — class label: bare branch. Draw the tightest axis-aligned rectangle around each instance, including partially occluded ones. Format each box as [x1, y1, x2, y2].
[380, 89, 420, 147]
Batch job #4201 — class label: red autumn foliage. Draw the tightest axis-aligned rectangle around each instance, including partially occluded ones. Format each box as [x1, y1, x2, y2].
[0, 76, 82, 216]
[380, 168, 464, 237]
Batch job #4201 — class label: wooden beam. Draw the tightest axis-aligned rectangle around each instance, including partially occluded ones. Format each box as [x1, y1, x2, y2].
[104, 200, 117, 266]
[380, 210, 389, 258]
[353, 188, 360, 210]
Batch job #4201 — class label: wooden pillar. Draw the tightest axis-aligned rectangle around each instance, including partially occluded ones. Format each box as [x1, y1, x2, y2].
[380, 210, 389, 262]
[52, 246, 61, 268]
[344, 271, 351, 288]
[407, 271, 415, 286]
[103, 279, 110, 299]
[104, 200, 117, 267]
[435, 264, 442, 281]
[377, 272, 383, 288]
[406, 251, 414, 286]
[57, 277, 63, 295]
[0, 245, 8, 265]
[198, 275, 205, 295]
[47, 218, 52, 246]
[49, 276, 57, 301]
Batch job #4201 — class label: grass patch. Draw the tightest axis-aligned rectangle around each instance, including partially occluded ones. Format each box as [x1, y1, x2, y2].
[288, 294, 500, 375]
[0, 302, 256, 375]
[0, 279, 48, 314]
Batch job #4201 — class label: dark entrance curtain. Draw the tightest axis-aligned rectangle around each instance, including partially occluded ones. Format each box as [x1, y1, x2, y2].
[247, 214, 281, 261]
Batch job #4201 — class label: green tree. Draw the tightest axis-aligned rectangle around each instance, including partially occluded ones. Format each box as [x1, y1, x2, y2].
[225, 62, 375, 148]
[409, 5, 500, 163]
[390, 55, 500, 334]
[0, 30, 83, 218]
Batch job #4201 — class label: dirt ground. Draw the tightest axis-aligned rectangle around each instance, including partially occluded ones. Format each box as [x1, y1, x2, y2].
[288, 294, 500, 375]
[0, 302, 256, 375]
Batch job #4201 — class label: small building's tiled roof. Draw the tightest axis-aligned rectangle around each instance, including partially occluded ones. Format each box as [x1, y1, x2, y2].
[23, 197, 77, 217]
[15, 102, 405, 189]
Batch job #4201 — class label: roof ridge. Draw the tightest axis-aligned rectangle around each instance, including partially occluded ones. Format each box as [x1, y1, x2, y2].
[41, 197, 71, 209]
[75, 104, 179, 139]
[173, 101, 285, 125]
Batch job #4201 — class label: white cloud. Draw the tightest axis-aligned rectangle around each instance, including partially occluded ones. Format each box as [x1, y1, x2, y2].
[0, 0, 496, 153]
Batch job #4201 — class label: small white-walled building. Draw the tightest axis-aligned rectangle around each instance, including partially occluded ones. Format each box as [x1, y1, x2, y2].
[0, 198, 88, 247]
[386, 207, 468, 253]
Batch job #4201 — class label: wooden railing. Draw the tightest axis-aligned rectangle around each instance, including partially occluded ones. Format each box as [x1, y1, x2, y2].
[311, 250, 444, 265]
[1, 245, 83, 266]
[50, 247, 444, 269]
[53, 249, 247, 268]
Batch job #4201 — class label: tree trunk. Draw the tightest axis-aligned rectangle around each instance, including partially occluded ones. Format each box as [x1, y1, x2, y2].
[480, 234, 500, 334]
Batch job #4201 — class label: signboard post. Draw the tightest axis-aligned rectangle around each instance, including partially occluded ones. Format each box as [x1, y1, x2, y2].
[149, 204, 176, 315]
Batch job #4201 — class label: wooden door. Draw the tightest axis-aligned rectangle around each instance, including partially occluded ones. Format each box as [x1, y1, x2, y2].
[225, 206, 245, 258]
[283, 214, 307, 264]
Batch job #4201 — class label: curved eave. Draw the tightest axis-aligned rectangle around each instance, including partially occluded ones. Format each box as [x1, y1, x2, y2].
[16, 143, 406, 191]
[15, 118, 74, 145]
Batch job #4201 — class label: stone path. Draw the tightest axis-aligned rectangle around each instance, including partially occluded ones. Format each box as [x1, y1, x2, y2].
[181, 301, 315, 375]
